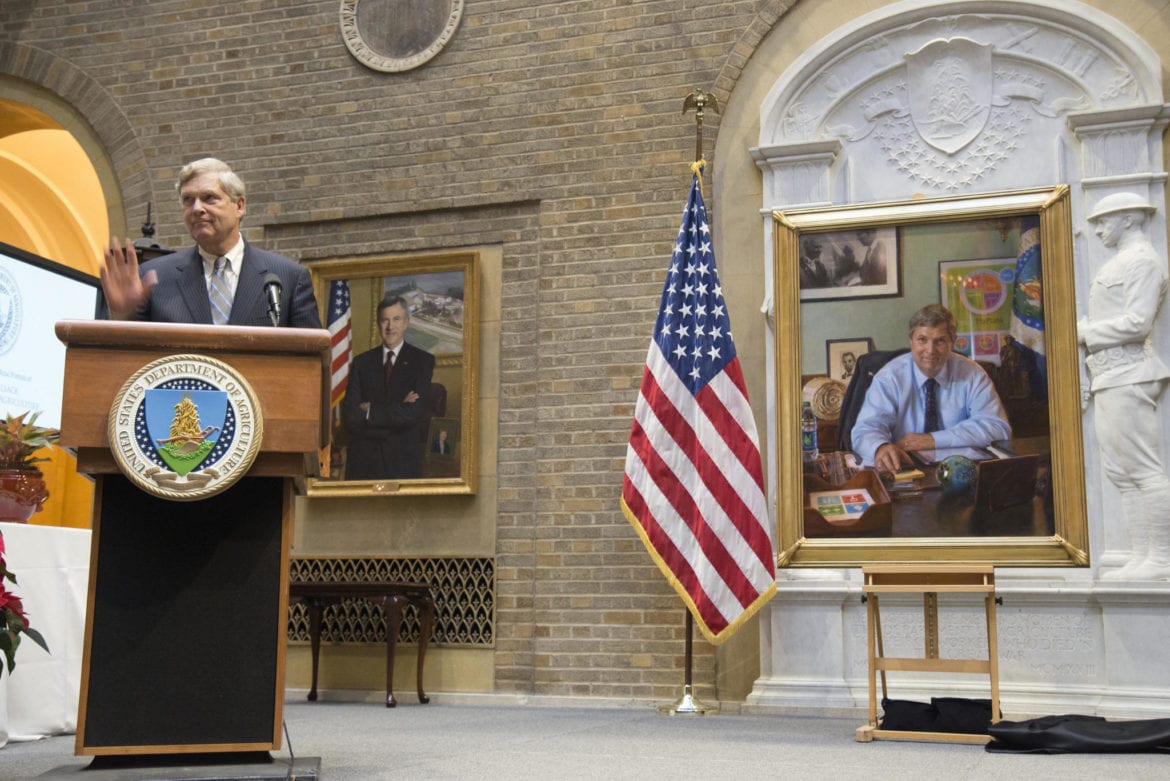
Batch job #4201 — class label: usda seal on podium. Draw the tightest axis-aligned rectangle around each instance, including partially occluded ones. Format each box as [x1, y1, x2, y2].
[108, 354, 263, 501]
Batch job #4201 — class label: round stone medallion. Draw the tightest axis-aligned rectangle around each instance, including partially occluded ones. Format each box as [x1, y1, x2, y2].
[340, 0, 464, 73]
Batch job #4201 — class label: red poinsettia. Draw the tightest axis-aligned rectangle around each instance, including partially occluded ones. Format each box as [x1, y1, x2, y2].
[0, 531, 49, 679]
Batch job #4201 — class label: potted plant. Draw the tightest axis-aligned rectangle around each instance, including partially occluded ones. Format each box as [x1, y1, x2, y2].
[0, 411, 60, 523]
[0, 531, 49, 681]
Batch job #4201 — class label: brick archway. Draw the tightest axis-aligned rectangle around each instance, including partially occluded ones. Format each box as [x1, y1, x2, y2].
[0, 41, 150, 240]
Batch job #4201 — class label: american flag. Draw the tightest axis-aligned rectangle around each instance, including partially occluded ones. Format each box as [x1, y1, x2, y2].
[327, 279, 352, 407]
[621, 174, 776, 645]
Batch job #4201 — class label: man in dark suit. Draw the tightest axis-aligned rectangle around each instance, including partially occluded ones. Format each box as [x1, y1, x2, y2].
[799, 235, 832, 289]
[100, 157, 320, 328]
[341, 296, 435, 480]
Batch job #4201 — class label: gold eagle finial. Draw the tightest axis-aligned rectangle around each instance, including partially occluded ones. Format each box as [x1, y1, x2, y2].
[682, 89, 720, 164]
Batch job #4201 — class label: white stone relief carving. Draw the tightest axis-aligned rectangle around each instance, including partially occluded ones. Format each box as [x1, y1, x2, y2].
[1100, 68, 1139, 103]
[751, 146, 839, 208]
[1079, 192, 1170, 581]
[765, 13, 1151, 148]
[1057, 39, 1099, 79]
[781, 102, 818, 139]
[906, 39, 993, 154]
[756, 5, 1157, 202]
[818, 38, 1099, 193]
[999, 23, 1040, 54]
[865, 82, 1031, 191]
[1080, 128, 1153, 179]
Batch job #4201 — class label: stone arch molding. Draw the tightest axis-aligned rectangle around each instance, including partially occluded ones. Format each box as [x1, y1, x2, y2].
[753, 0, 1167, 206]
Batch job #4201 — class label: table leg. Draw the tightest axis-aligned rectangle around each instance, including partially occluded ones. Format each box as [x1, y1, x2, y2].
[416, 593, 434, 704]
[306, 600, 323, 702]
[381, 595, 407, 708]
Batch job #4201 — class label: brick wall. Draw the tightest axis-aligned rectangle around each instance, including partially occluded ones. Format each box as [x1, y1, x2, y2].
[1, 0, 794, 700]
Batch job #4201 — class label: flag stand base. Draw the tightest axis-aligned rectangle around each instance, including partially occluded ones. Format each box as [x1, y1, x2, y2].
[658, 612, 719, 715]
[658, 684, 718, 716]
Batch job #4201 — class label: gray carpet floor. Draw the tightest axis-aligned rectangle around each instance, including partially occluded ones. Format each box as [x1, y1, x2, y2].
[2, 698, 1168, 780]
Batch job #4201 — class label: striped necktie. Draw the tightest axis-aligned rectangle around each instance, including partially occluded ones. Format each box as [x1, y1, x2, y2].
[209, 256, 233, 325]
[923, 377, 941, 434]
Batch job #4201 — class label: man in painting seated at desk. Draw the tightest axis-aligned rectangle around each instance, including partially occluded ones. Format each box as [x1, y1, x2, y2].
[851, 304, 1011, 474]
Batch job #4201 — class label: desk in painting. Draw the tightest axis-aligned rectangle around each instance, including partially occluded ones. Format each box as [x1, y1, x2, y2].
[805, 438, 1052, 539]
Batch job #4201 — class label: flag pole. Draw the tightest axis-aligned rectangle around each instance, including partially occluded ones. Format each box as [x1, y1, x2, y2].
[658, 610, 716, 715]
[657, 89, 722, 718]
[681, 88, 718, 166]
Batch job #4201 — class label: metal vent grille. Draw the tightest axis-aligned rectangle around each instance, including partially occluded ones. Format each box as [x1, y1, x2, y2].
[288, 557, 494, 646]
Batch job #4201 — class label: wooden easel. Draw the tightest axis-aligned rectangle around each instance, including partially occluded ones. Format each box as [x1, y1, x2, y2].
[855, 565, 1001, 744]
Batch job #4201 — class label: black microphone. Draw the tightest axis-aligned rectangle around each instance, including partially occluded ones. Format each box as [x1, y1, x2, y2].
[263, 273, 282, 327]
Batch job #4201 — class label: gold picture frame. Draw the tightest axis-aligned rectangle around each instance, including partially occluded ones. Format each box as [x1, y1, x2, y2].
[305, 250, 479, 497]
[774, 186, 1087, 567]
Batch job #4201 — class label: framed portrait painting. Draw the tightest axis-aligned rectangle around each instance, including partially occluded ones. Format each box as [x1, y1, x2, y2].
[772, 186, 1087, 568]
[306, 251, 479, 497]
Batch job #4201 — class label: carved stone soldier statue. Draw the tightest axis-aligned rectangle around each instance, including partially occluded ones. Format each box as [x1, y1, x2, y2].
[1079, 192, 1170, 580]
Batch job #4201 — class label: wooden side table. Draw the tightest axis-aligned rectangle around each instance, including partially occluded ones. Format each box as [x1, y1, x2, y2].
[289, 581, 435, 708]
[855, 565, 1001, 744]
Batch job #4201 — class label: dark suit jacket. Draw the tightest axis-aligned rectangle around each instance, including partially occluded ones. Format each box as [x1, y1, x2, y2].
[340, 342, 435, 480]
[122, 243, 321, 328]
[837, 348, 910, 452]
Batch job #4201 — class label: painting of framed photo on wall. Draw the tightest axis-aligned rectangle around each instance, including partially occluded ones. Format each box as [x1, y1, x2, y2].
[428, 417, 459, 458]
[306, 251, 480, 497]
[825, 337, 874, 384]
[425, 417, 461, 478]
[798, 225, 900, 302]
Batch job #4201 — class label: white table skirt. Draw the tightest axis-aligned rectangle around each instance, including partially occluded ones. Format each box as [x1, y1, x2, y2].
[0, 521, 90, 740]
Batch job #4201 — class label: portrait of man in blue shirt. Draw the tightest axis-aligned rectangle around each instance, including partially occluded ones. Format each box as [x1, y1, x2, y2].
[851, 304, 1011, 473]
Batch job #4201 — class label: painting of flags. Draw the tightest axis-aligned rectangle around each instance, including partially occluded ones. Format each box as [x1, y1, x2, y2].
[1011, 215, 1047, 398]
[327, 279, 352, 407]
[621, 174, 777, 645]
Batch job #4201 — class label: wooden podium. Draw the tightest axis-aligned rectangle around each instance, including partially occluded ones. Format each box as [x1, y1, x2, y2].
[55, 320, 330, 757]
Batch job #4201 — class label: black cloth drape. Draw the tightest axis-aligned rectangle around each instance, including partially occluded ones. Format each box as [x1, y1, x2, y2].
[987, 714, 1170, 753]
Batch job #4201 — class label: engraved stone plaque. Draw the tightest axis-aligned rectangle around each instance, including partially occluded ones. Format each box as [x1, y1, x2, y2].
[340, 0, 464, 73]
